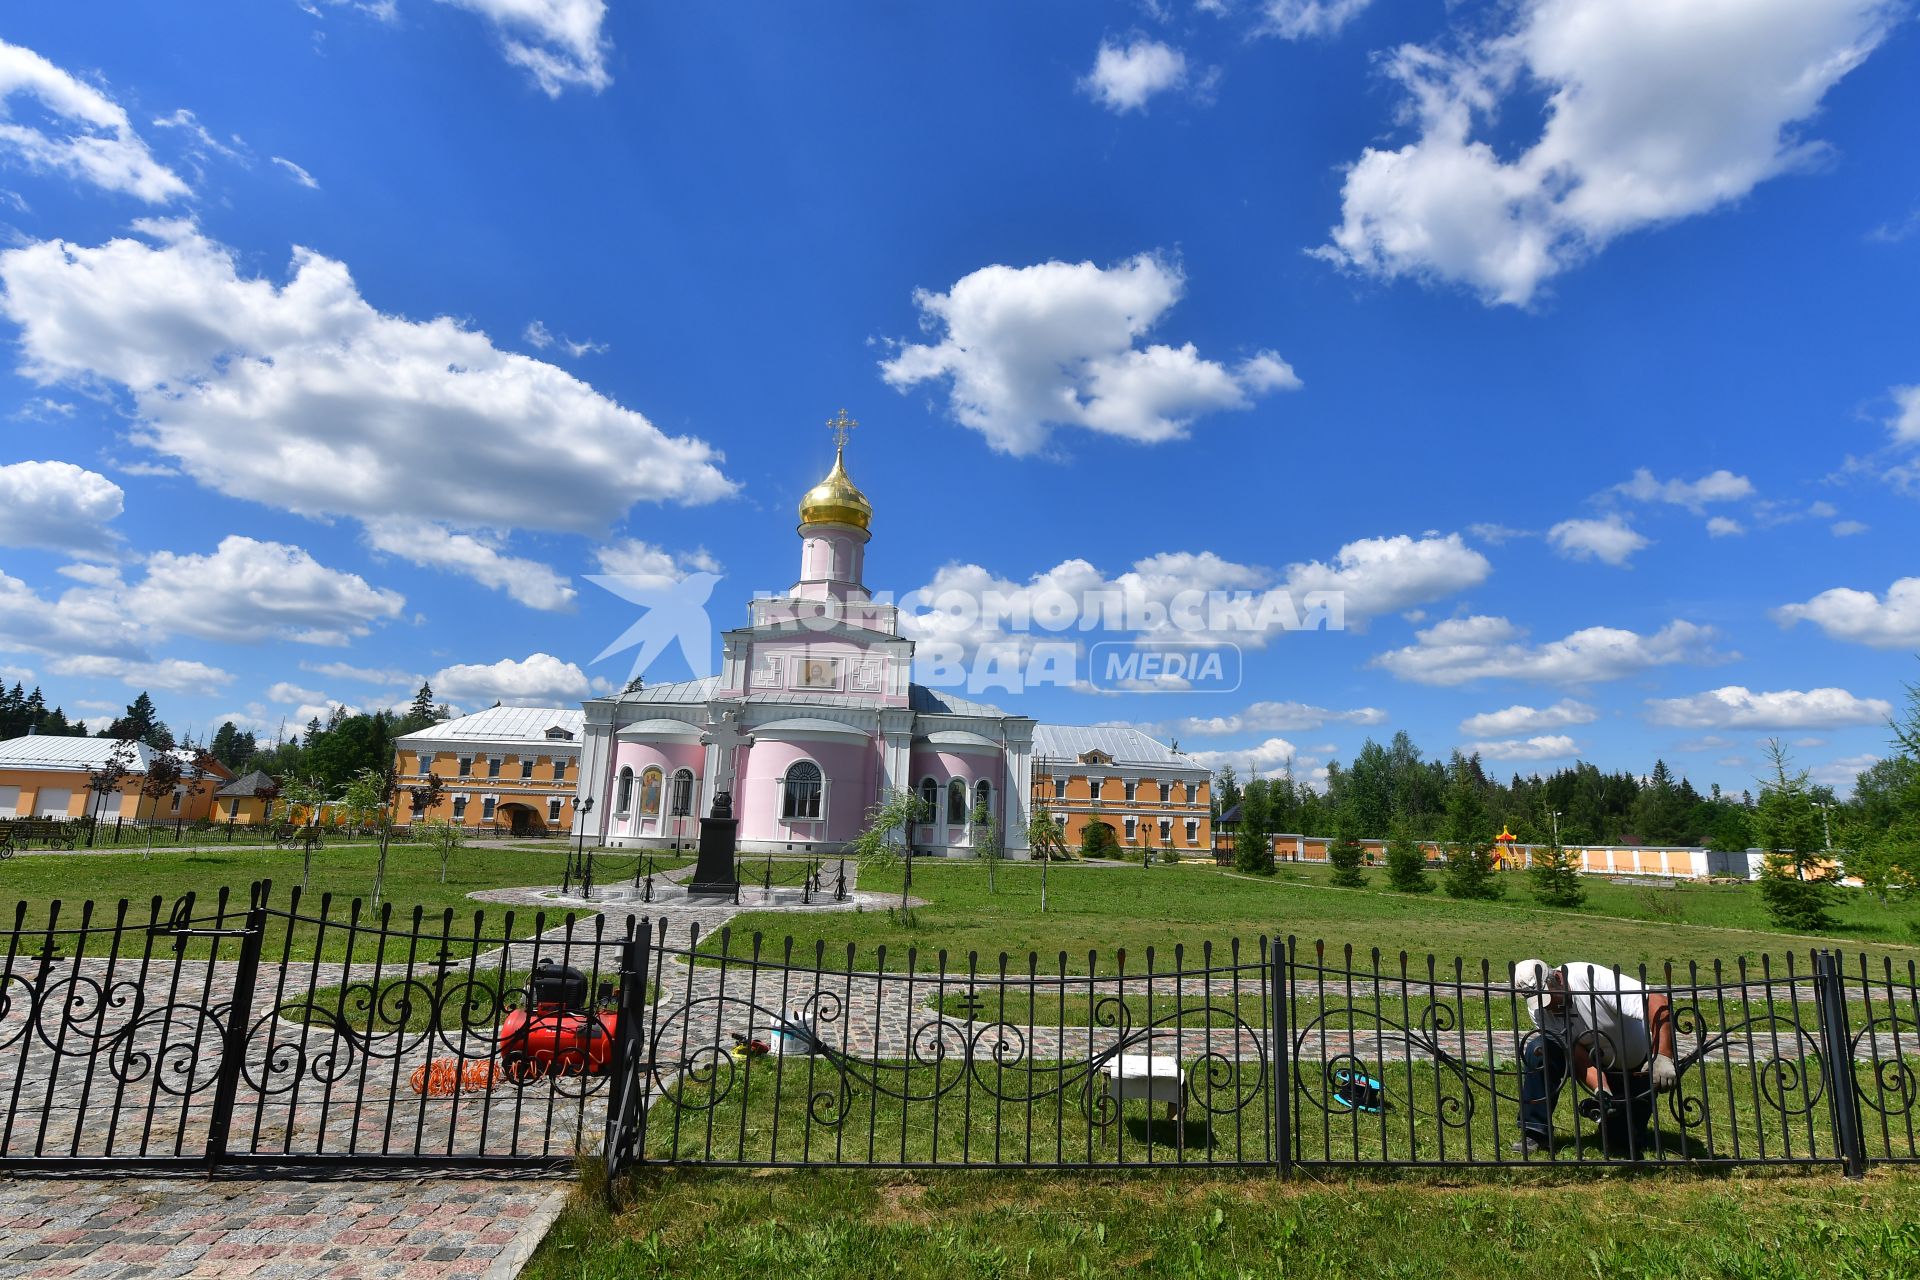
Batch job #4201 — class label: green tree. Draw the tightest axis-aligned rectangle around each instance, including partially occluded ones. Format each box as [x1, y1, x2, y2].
[1233, 779, 1276, 876]
[1026, 803, 1066, 914]
[1081, 810, 1120, 859]
[274, 775, 331, 890]
[1383, 817, 1431, 894]
[419, 818, 463, 884]
[971, 802, 1002, 893]
[103, 691, 173, 749]
[849, 787, 931, 914]
[1753, 740, 1837, 931]
[1327, 805, 1367, 888]
[137, 753, 183, 856]
[1442, 755, 1502, 901]
[341, 766, 402, 909]
[1528, 837, 1586, 909]
[304, 712, 397, 789]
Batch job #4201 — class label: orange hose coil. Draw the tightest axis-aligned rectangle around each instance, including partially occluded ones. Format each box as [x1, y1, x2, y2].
[408, 1058, 500, 1096]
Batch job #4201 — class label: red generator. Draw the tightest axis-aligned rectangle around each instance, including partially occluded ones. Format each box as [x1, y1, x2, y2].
[499, 960, 617, 1081]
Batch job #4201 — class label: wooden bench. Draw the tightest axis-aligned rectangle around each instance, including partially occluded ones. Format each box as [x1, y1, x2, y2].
[2, 818, 83, 850]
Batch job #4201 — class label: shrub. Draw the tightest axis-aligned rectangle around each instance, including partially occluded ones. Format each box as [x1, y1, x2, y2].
[1328, 817, 1367, 889]
[1384, 826, 1431, 894]
[1081, 821, 1120, 859]
[1528, 840, 1586, 909]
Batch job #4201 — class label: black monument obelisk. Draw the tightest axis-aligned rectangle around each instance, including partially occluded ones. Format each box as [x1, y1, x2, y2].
[688, 708, 751, 899]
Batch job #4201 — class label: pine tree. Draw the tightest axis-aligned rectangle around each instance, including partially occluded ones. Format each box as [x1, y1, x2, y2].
[1442, 755, 1503, 900]
[210, 722, 240, 769]
[1327, 805, 1367, 888]
[1754, 740, 1837, 931]
[1384, 818, 1432, 893]
[1528, 837, 1586, 909]
[1233, 779, 1277, 876]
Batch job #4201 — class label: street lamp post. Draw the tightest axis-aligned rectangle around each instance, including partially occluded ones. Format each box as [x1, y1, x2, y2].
[569, 795, 595, 897]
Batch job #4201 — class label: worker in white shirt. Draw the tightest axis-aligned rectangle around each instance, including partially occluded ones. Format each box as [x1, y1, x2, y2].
[1510, 959, 1678, 1159]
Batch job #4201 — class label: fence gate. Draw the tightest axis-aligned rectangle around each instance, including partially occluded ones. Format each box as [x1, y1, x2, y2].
[0, 885, 656, 1174]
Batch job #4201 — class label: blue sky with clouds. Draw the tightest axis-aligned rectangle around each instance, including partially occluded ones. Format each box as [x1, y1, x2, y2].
[0, 0, 1916, 796]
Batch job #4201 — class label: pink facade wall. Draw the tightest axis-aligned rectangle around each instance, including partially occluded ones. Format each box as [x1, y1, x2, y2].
[737, 737, 878, 845]
[608, 740, 705, 841]
[907, 747, 1007, 846]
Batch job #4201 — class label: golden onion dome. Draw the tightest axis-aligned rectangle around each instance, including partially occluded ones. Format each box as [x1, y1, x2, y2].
[797, 442, 873, 532]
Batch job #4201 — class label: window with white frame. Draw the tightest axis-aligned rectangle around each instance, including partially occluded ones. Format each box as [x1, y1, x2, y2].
[487, 756, 502, 778]
[1052, 776, 1066, 800]
[782, 760, 823, 820]
[170, 790, 181, 813]
[452, 795, 468, 820]
[548, 797, 562, 822]
[1158, 782, 1171, 803]
[1124, 816, 1137, 840]
[1090, 777, 1104, 800]
[554, 758, 569, 780]
[482, 797, 496, 821]
[1185, 782, 1197, 804]
[670, 769, 695, 816]
[458, 756, 472, 777]
[520, 758, 534, 779]
[1124, 780, 1136, 803]
[1159, 818, 1171, 842]
[616, 766, 634, 813]
[918, 777, 938, 821]
[973, 779, 991, 822]
[1185, 818, 1198, 845]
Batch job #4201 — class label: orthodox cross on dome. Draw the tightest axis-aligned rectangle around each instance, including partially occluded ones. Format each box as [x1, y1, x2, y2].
[826, 408, 857, 452]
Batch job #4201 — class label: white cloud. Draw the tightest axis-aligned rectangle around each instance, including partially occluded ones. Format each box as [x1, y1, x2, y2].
[438, 0, 611, 97]
[1165, 700, 1387, 737]
[1467, 522, 1532, 545]
[1258, 0, 1371, 39]
[1316, 0, 1898, 305]
[267, 681, 327, 705]
[431, 651, 590, 706]
[48, 653, 231, 695]
[302, 660, 421, 688]
[1459, 698, 1596, 738]
[1185, 736, 1302, 774]
[901, 533, 1484, 655]
[1283, 533, 1490, 620]
[151, 108, 248, 171]
[1831, 520, 1869, 537]
[1548, 515, 1649, 566]
[0, 460, 123, 555]
[127, 535, 405, 644]
[1810, 753, 1879, 794]
[524, 318, 606, 357]
[1081, 38, 1188, 113]
[364, 518, 573, 611]
[0, 569, 147, 660]
[591, 538, 722, 590]
[1645, 685, 1892, 729]
[1891, 385, 1920, 444]
[1465, 734, 1579, 762]
[1375, 615, 1722, 686]
[0, 39, 188, 202]
[270, 155, 319, 189]
[1773, 577, 1920, 649]
[881, 254, 1297, 454]
[1705, 516, 1745, 537]
[1614, 467, 1755, 511]
[0, 223, 733, 600]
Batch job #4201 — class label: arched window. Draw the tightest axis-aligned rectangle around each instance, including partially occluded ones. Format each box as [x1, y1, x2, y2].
[917, 777, 938, 821]
[946, 778, 968, 825]
[670, 769, 695, 816]
[973, 779, 992, 822]
[640, 767, 663, 817]
[782, 760, 823, 820]
[615, 766, 634, 813]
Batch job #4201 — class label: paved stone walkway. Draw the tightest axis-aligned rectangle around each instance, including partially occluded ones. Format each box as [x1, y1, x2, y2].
[0, 1175, 567, 1279]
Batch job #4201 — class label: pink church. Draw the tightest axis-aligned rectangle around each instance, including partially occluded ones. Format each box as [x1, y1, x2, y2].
[578, 431, 1041, 857]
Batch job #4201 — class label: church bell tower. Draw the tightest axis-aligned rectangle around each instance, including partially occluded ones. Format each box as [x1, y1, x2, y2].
[792, 408, 873, 603]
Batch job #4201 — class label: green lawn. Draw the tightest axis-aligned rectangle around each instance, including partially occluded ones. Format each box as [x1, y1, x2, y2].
[529, 1167, 1920, 1279]
[0, 842, 681, 962]
[704, 859, 1920, 976]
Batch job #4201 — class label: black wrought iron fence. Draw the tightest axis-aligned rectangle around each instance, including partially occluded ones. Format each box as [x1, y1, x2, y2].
[0, 885, 1914, 1181]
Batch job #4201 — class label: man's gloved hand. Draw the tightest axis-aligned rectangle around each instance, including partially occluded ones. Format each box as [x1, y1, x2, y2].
[1649, 1053, 1678, 1094]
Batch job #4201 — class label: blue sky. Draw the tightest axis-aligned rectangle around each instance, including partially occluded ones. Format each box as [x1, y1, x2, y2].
[0, 0, 1916, 797]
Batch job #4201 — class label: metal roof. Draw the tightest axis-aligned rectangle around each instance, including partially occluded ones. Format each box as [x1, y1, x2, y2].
[0, 735, 164, 773]
[908, 685, 1012, 718]
[1032, 724, 1199, 770]
[397, 706, 585, 747]
[615, 677, 721, 704]
[216, 769, 277, 797]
